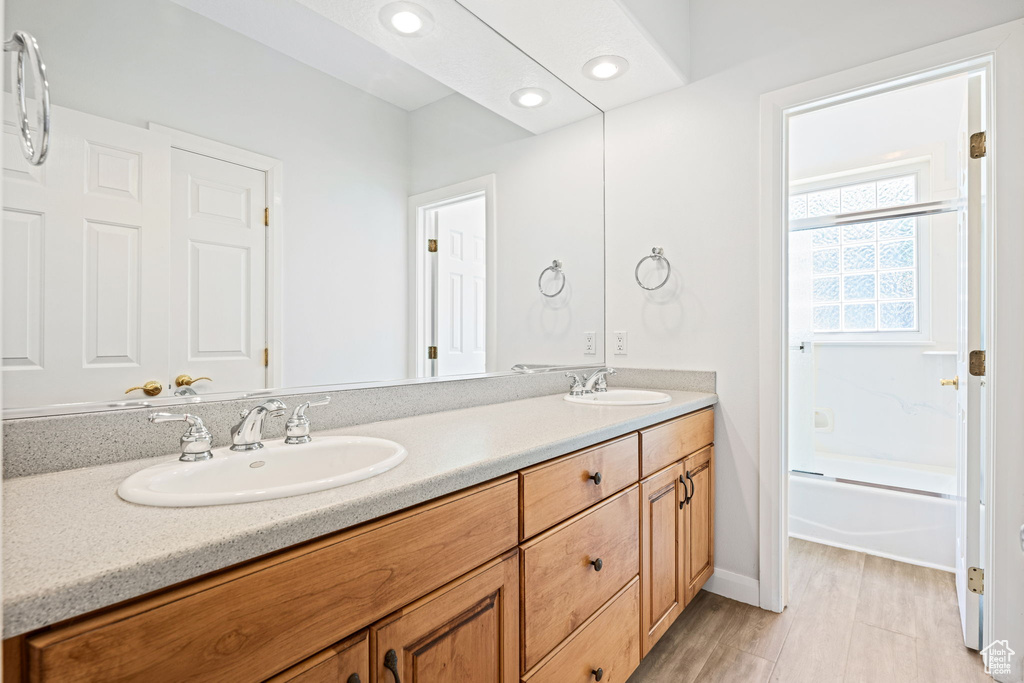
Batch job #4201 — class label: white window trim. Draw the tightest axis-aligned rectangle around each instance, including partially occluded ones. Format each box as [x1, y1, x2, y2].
[789, 159, 933, 343]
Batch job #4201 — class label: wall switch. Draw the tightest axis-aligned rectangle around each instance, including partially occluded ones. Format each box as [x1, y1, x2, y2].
[613, 331, 628, 355]
[584, 331, 596, 355]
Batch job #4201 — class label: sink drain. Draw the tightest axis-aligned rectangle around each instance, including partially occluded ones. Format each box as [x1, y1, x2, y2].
[249, 460, 266, 468]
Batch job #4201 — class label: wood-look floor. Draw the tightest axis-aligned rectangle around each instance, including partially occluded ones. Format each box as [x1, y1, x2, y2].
[628, 538, 988, 683]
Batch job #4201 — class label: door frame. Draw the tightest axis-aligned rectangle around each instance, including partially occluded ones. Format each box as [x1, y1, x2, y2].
[757, 22, 1024, 668]
[407, 175, 497, 378]
[148, 123, 284, 388]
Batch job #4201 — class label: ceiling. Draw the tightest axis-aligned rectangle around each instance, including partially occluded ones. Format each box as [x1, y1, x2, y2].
[172, 0, 690, 133]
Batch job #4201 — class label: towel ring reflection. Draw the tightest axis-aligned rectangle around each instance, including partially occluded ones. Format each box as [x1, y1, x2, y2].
[4, 31, 50, 166]
[538, 259, 566, 298]
[635, 247, 671, 291]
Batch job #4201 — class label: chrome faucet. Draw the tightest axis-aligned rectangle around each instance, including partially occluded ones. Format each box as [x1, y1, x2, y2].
[583, 367, 616, 393]
[230, 399, 287, 451]
[149, 413, 214, 462]
[566, 372, 586, 396]
[285, 396, 331, 444]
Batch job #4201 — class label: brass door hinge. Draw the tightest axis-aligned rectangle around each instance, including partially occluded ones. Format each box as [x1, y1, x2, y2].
[970, 350, 986, 376]
[968, 566, 984, 595]
[264, 207, 269, 226]
[427, 238, 438, 253]
[427, 346, 438, 360]
[970, 131, 987, 159]
[263, 347, 269, 367]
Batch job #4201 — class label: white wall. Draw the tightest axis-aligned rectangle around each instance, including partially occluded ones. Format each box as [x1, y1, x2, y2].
[9, 0, 412, 389]
[604, 0, 1024, 595]
[410, 94, 605, 370]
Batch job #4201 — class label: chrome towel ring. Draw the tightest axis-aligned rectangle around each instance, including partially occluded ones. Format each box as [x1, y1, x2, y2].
[538, 259, 566, 298]
[4, 31, 50, 166]
[635, 247, 671, 290]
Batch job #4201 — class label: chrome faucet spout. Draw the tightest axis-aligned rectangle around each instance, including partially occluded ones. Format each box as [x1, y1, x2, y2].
[231, 399, 287, 451]
[583, 368, 616, 393]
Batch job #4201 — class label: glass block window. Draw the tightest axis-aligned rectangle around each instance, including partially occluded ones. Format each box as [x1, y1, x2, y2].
[790, 174, 918, 332]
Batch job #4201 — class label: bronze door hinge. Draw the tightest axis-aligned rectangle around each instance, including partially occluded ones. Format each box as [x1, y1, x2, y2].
[970, 350, 986, 376]
[970, 131, 986, 159]
[263, 347, 269, 367]
[968, 566, 984, 595]
[427, 239, 438, 253]
[427, 346, 438, 360]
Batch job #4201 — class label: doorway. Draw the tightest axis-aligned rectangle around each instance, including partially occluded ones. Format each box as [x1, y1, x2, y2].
[773, 61, 991, 653]
[409, 176, 497, 378]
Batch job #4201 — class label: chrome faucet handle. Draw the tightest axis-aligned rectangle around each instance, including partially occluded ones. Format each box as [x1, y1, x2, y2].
[149, 412, 213, 462]
[583, 367, 616, 393]
[285, 396, 331, 445]
[566, 372, 586, 396]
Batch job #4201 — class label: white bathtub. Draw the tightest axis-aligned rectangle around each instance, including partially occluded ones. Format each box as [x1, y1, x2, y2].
[789, 473, 955, 571]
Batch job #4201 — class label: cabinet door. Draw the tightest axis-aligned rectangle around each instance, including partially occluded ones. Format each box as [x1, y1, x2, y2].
[372, 550, 518, 683]
[639, 462, 685, 656]
[682, 446, 715, 605]
[267, 631, 368, 683]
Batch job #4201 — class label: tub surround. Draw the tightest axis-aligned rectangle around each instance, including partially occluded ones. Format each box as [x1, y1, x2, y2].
[2, 368, 715, 478]
[3, 387, 716, 637]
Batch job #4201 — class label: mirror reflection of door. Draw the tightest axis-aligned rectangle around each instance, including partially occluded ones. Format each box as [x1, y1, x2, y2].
[169, 149, 268, 395]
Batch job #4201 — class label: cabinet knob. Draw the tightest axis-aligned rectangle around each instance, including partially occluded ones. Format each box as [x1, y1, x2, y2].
[590, 557, 603, 572]
[347, 675, 361, 683]
[592, 667, 605, 681]
[589, 471, 602, 485]
[384, 649, 401, 683]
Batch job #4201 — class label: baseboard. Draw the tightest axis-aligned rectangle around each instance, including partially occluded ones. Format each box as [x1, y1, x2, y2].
[702, 568, 760, 606]
[788, 532, 956, 573]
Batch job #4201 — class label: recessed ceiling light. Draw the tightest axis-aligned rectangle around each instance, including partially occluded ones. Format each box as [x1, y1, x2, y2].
[380, 2, 434, 37]
[510, 87, 550, 108]
[583, 55, 629, 81]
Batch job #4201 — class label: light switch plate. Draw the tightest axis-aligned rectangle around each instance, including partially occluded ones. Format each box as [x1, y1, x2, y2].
[614, 331, 628, 355]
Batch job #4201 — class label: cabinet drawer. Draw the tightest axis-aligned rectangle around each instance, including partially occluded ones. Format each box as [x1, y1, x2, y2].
[266, 631, 368, 683]
[640, 408, 714, 477]
[26, 477, 518, 683]
[520, 433, 639, 539]
[521, 485, 640, 672]
[523, 578, 640, 683]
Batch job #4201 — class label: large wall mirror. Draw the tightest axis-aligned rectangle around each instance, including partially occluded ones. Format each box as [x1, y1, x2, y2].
[2, 0, 605, 415]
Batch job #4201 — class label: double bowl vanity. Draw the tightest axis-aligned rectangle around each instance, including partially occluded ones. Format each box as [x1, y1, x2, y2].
[3, 388, 715, 683]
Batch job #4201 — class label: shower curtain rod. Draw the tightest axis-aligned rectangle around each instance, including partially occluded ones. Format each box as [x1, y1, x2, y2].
[788, 198, 963, 232]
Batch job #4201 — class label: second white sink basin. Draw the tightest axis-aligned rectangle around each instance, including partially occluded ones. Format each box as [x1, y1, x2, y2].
[564, 389, 671, 406]
[118, 436, 407, 507]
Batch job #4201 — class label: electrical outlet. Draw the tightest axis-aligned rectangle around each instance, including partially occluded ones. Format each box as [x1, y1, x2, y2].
[584, 331, 596, 355]
[614, 331, 628, 355]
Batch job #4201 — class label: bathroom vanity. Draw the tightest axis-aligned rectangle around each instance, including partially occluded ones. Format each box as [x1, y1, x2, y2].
[2, 398, 715, 682]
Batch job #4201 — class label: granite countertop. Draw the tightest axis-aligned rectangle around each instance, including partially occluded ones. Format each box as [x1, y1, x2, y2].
[3, 389, 717, 637]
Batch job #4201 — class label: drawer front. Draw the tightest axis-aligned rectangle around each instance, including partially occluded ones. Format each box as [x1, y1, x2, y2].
[266, 631, 368, 683]
[640, 408, 714, 477]
[27, 477, 519, 683]
[523, 578, 640, 683]
[520, 434, 639, 539]
[521, 485, 640, 671]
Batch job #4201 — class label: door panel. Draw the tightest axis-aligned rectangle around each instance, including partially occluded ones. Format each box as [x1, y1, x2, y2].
[640, 462, 684, 655]
[372, 551, 518, 683]
[170, 149, 266, 394]
[434, 195, 486, 376]
[2, 100, 170, 407]
[682, 446, 715, 605]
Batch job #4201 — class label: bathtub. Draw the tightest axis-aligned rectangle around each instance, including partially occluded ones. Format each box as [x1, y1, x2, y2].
[789, 472, 955, 571]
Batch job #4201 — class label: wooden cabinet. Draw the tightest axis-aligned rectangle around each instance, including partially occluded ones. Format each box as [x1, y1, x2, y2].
[639, 408, 714, 477]
[520, 486, 640, 671]
[681, 446, 715, 603]
[267, 631, 369, 683]
[371, 551, 519, 683]
[522, 579, 641, 683]
[639, 462, 685, 656]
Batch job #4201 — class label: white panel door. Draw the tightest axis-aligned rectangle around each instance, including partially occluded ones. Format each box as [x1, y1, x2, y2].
[954, 73, 984, 650]
[2, 100, 170, 408]
[434, 195, 486, 376]
[169, 149, 267, 394]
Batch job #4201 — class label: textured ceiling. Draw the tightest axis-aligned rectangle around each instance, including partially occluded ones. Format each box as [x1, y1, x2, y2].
[457, 0, 689, 111]
[289, 0, 601, 133]
[171, 0, 454, 111]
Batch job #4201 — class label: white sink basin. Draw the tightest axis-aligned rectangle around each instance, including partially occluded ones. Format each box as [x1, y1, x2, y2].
[564, 389, 671, 406]
[118, 436, 407, 507]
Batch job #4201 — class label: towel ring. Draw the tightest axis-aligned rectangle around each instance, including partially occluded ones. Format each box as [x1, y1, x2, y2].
[538, 259, 566, 298]
[635, 247, 671, 291]
[4, 31, 50, 166]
